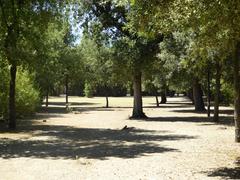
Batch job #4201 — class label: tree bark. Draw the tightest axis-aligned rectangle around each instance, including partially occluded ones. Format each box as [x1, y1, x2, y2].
[187, 88, 194, 104]
[155, 95, 159, 107]
[214, 61, 221, 122]
[207, 66, 211, 117]
[160, 92, 167, 104]
[105, 96, 109, 108]
[46, 88, 49, 107]
[160, 82, 167, 104]
[8, 64, 17, 130]
[234, 42, 240, 142]
[65, 74, 69, 108]
[193, 78, 205, 111]
[131, 71, 147, 119]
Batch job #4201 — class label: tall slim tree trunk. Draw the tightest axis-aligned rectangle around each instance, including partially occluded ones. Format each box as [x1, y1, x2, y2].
[131, 71, 147, 119]
[105, 96, 109, 108]
[207, 66, 211, 117]
[46, 88, 49, 107]
[234, 43, 240, 142]
[155, 94, 159, 107]
[65, 74, 69, 108]
[193, 77, 205, 111]
[104, 85, 109, 108]
[214, 61, 221, 122]
[8, 64, 17, 130]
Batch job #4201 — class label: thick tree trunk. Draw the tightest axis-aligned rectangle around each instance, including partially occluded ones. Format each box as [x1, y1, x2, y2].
[214, 61, 221, 122]
[193, 78, 205, 111]
[207, 67, 211, 117]
[160, 92, 167, 104]
[160, 82, 167, 104]
[234, 43, 240, 142]
[187, 88, 194, 104]
[65, 74, 69, 108]
[8, 64, 17, 130]
[131, 71, 147, 119]
[46, 88, 49, 107]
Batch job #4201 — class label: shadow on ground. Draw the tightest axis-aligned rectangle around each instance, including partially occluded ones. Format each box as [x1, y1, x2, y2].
[172, 109, 234, 115]
[146, 104, 192, 108]
[47, 102, 99, 106]
[0, 125, 196, 160]
[205, 158, 240, 179]
[141, 116, 234, 126]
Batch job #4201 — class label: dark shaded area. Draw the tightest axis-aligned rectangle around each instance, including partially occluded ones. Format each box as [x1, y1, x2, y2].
[163, 101, 192, 105]
[206, 158, 240, 179]
[39, 106, 68, 114]
[143, 116, 234, 126]
[47, 102, 99, 106]
[0, 125, 196, 160]
[172, 109, 234, 115]
[147, 105, 192, 108]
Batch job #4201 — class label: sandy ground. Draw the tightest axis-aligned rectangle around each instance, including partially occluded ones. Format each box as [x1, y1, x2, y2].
[0, 96, 240, 180]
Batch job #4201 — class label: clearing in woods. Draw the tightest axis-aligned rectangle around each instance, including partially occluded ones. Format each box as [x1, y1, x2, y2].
[0, 96, 239, 179]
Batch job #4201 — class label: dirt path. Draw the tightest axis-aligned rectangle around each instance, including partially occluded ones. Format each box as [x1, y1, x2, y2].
[0, 96, 239, 180]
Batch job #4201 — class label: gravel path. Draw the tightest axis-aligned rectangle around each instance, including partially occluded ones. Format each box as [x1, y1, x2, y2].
[0, 96, 239, 180]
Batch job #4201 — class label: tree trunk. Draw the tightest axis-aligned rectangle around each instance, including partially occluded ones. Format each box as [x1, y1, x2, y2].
[8, 64, 17, 130]
[234, 42, 240, 142]
[65, 74, 69, 108]
[46, 88, 49, 107]
[160, 92, 167, 104]
[155, 95, 159, 107]
[160, 82, 167, 104]
[131, 71, 147, 119]
[105, 96, 109, 108]
[187, 88, 194, 104]
[193, 78, 205, 111]
[207, 66, 211, 117]
[214, 61, 221, 122]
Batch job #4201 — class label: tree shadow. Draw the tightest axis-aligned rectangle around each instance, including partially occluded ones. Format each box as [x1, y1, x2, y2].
[0, 125, 196, 160]
[172, 109, 234, 115]
[171, 109, 207, 114]
[205, 158, 240, 179]
[146, 105, 193, 108]
[142, 116, 234, 126]
[46, 102, 99, 106]
[39, 107, 68, 114]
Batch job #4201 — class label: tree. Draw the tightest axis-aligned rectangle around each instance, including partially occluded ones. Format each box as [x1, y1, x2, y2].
[78, 1, 163, 118]
[0, 1, 64, 129]
[80, 34, 118, 108]
[129, 0, 240, 141]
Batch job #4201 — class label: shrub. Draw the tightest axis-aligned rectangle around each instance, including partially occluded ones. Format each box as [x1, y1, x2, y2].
[84, 82, 94, 98]
[15, 69, 41, 117]
[0, 63, 9, 119]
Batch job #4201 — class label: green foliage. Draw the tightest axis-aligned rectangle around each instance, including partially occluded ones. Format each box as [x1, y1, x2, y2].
[16, 69, 40, 117]
[84, 82, 94, 98]
[0, 61, 9, 119]
[221, 81, 234, 105]
[0, 67, 40, 119]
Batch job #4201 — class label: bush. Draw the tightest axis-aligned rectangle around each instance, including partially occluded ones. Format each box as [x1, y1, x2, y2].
[221, 82, 234, 105]
[84, 82, 94, 98]
[15, 69, 41, 117]
[0, 62, 9, 119]
[0, 66, 41, 119]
